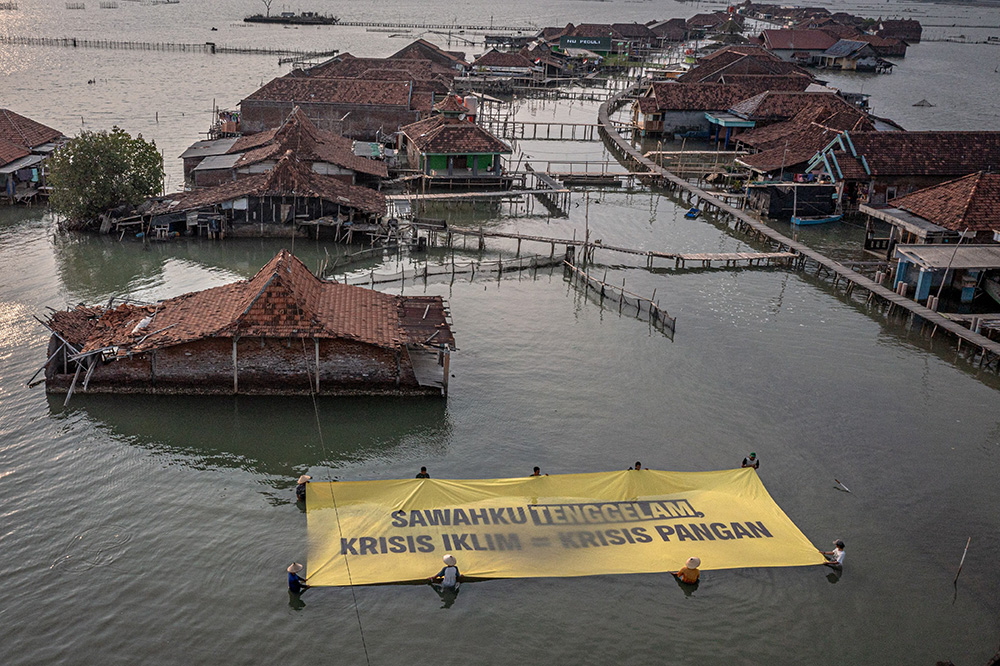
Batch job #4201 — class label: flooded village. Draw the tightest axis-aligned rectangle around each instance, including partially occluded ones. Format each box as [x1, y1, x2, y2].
[8, 1, 1000, 395]
[3, 0, 1000, 664]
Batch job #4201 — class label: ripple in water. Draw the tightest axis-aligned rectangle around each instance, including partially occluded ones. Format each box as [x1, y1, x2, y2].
[49, 525, 132, 574]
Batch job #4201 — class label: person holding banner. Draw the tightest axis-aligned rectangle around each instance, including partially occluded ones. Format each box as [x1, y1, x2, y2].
[741, 453, 760, 470]
[820, 540, 845, 568]
[295, 475, 311, 503]
[416, 467, 430, 479]
[630, 462, 643, 471]
[429, 554, 461, 589]
[531, 467, 548, 477]
[287, 563, 310, 593]
[673, 557, 701, 584]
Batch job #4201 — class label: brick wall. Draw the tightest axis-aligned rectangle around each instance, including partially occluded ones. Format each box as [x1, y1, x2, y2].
[46, 336, 425, 395]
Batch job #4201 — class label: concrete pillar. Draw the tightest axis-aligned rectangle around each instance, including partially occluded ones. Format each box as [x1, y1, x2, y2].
[915, 267, 933, 302]
[894, 259, 909, 289]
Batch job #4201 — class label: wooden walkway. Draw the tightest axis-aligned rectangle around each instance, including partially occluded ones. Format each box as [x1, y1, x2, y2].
[418, 225, 798, 269]
[386, 188, 568, 202]
[597, 86, 1000, 370]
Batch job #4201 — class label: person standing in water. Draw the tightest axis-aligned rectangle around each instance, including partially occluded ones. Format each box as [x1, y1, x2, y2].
[287, 563, 309, 593]
[429, 554, 461, 588]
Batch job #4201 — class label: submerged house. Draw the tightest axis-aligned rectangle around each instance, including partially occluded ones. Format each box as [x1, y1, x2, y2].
[148, 153, 386, 239]
[818, 40, 892, 72]
[181, 107, 387, 189]
[43, 250, 455, 397]
[0, 109, 65, 204]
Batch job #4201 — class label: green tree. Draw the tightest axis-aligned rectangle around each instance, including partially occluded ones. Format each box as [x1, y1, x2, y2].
[49, 126, 164, 224]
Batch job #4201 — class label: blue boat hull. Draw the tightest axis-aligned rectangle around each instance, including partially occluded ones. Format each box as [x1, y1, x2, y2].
[684, 207, 701, 219]
[791, 214, 842, 225]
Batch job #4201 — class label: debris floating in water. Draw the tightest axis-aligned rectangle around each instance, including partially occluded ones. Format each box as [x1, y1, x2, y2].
[912, 99, 935, 107]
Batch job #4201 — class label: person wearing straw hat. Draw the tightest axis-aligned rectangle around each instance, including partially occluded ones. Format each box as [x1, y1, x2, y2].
[672, 557, 701, 584]
[428, 554, 461, 589]
[287, 562, 310, 593]
[295, 475, 311, 503]
[741, 453, 760, 470]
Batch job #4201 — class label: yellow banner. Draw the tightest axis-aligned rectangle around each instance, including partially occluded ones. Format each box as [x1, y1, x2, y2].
[306, 469, 825, 585]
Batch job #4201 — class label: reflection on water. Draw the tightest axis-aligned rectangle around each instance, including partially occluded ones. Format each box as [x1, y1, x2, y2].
[48, 393, 451, 481]
[50, 231, 359, 303]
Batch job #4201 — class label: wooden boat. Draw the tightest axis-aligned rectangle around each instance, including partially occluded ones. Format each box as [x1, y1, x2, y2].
[791, 213, 842, 226]
[684, 207, 702, 219]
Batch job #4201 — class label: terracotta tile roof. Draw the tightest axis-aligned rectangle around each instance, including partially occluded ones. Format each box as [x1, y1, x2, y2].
[0, 138, 30, 167]
[760, 29, 837, 51]
[433, 96, 471, 114]
[50, 251, 412, 353]
[639, 82, 757, 112]
[0, 109, 63, 149]
[243, 77, 413, 108]
[686, 12, 732, 30]
[738, 103, 873, 150]
[390, 39, 468, 69]
[473, 49, 535, 69]
[538, 23, 574, 41]
[647, 18, 687, 40]
[700, 45, 779, 61]
[717, 73, 813, 91]
[401, 116, 511, 155]
[570, 23, 622, 39]
[729, 91, 855, 121]
[230, 107, 387, 178]
[611, 23, 658, 39]
[850, 132, 1000, 177]
[302, 54, 456, 79]
[677, 50, 810, 83]
[739, 129, 839, 171]
[49, 251, 455, 356]
[150, 154, 386, 216]
[890, 172, 1000, 232]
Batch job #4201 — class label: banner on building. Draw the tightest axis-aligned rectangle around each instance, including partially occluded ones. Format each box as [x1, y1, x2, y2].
[305, 468, 825, 586]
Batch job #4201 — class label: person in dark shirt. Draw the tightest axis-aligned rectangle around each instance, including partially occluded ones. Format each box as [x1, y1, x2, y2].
[416, 466, 430, 479]
[741, 453, 760, 470]
[630, 461, 643, 471]
[295, 475, 311, 503]
[287, 562, 309, 593]
[530, 467, 548, 476]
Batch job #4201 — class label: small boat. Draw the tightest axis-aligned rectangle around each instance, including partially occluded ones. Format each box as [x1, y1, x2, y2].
[791, 213, 842, 226]
[684, 207, 702, 219]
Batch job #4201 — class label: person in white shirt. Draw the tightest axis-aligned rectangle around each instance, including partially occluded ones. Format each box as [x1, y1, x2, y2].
[429, 554, 461, 588]
[820, 539, 845, 568]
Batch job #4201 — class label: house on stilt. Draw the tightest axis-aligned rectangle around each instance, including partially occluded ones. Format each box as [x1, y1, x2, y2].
[42, 250, 455, 398]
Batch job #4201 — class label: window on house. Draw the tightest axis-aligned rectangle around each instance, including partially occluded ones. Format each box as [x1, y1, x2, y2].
[886, 186, 897, 200]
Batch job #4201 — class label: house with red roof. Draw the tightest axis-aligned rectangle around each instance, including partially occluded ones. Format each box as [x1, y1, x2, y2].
[148, 153, 386, 240]
[399, 97, 511, 187]
[0, 109, 65, 203]
[43, 249, 456, 396]
[180, 107, 387, 189]
[472, 49, 537, 78]
[758, 29, 837, 64]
